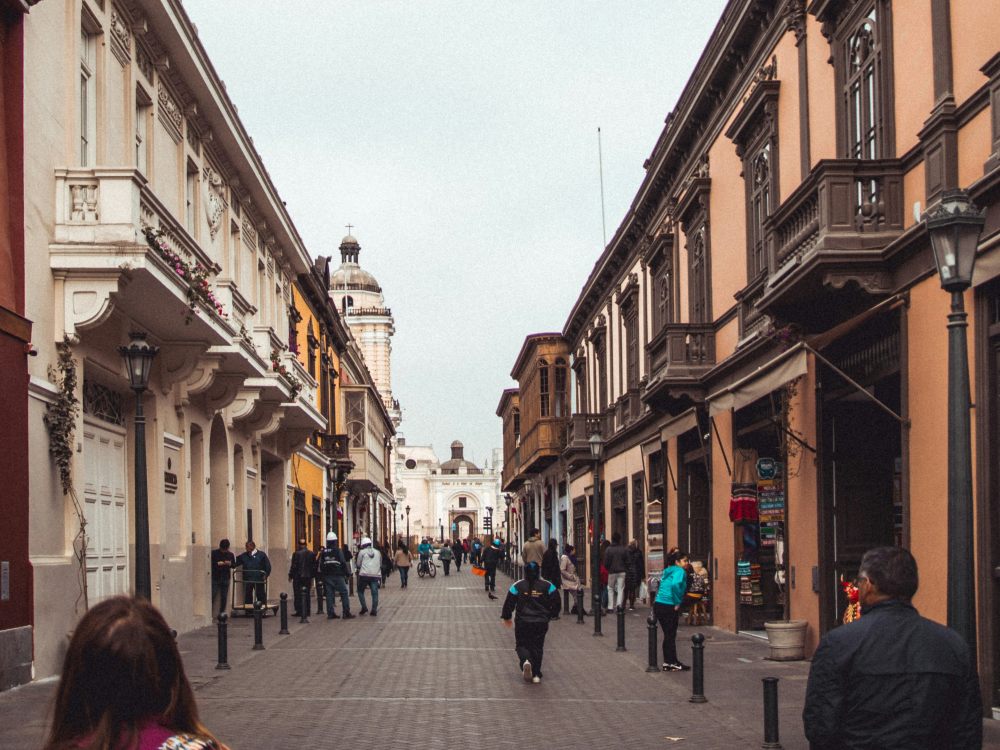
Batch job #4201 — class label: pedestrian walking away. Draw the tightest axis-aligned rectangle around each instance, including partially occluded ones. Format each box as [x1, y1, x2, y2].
[559, 544, 584, 614]
[355, 537, 382, 616]
[802, 546, 982, 749]
[288, 537, 315, 617]
[43, 596, 225, 750]
[471, 536, 483, 566]
[654, 548, 690, 671]
[317, 532, 353, 619]
[234, 540, 271, 607]
[462, 538, 470, 564]
[501, 561, 560, 684]
[210, 538, 235, 621]
[604, 532, 628, 612]
[394, 542, 412, 588]
[439, 540, 453, 575]
[451, 538, 464, 573]
[521, 528, 545, 567]
[481, 537, 502, 598]
[624, 539, 646, 610]
[541, 538, 562, 618]
[379, 541, 393, 586]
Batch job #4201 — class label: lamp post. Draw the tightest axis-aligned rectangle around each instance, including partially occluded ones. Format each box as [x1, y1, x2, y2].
[439, 517, 443, 544]
[390, 498, 397, 546]
[589, 432, 604, 636]
[486, 505, 493, 541]
[405, 505, 411, 550]
[119, 332, 159, 600]
[924, 189, 985, 661]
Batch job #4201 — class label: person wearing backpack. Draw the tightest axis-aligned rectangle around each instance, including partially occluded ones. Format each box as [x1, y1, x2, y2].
[439, 541, 454, 575]
[317, 532, 353, 619]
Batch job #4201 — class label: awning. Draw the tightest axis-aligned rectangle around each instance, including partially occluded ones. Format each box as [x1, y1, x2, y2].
[660, 407, 699, 442]
[640, 437, 661, 457]
[807, 294, 904, 351]
[707, 343, 808, 417]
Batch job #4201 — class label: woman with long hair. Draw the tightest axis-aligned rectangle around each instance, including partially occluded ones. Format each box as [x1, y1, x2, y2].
[44, 596, 223, 750]
[560, 543, 584, 615]
[394, 540, 412, 589]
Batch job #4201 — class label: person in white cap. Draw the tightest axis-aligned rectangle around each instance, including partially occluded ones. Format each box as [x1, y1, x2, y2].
[355, 537, 383, 616]
[317, 531, 353, 619]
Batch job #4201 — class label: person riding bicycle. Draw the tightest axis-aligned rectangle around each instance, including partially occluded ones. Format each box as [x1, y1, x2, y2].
[417, 538, 433, 573]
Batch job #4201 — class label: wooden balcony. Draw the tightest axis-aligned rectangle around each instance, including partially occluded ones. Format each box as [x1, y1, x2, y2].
[643, 323, 715, 410]
[759, 158, 904, 326]
[614, 388, 644, 432]
[501, 445, 521, 492]
[561, 412, 608, 470]
[518, 417, 567, 475]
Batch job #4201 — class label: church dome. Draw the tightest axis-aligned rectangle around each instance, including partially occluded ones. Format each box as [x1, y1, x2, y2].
[330, 233, 382, 294]
[441, 440, 482, 474]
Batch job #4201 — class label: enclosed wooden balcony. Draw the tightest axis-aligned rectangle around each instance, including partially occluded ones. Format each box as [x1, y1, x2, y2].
[518, 417, 567, 475]
[759, 158, 904, 327]
[643, 323, 715, 410]
[561, 412, 609, 470]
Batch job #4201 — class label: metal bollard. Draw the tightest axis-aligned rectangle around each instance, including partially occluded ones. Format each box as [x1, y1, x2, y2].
[593, 588, 603, 637]
[252, 601, 265, 650]
[646, 613, 659, 672]
[299, 584, 310, 623]
[690, 633, 707, 703]
[761, 677, 782, 749]
[278, 592, 289, 634]
[576, 589, 585, 624]
[616, 608, 626, 651]
[315, 580, 325, 614]
[215, 613, 230, 670]
[563, 588, 570, 614]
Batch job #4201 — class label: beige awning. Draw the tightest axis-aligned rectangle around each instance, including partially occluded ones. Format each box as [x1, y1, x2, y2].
[660, 407, 699, 442]
[707, 343, 809, 417]
[640, 437, 661, 457]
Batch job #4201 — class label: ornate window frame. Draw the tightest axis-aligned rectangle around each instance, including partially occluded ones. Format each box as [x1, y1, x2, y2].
[676, 168, 712, 324]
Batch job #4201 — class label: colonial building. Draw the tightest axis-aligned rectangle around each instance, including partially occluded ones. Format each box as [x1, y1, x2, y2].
[500, 0, 1000, 712]
[394, 438, 503, 546]
[21, 0, 331, 683]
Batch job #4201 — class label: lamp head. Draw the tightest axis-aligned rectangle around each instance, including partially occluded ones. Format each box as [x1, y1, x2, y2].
[119, 331, 159, 392]
[588, 432, 604, 460]
[923, 189, 985, 293]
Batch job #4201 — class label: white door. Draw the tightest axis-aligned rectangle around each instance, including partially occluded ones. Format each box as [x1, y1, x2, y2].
[83, 421, 128, 601]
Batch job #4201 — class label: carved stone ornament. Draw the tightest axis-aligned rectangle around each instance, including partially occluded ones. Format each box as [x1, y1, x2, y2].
[109, 8, 131, 66]
[157, 83, 183, 143]
[783, 0, 807, 45]
[203, 167, 226, 241]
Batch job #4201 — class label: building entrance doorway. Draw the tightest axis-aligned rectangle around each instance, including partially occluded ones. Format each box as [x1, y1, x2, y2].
[82, 418, 128, 602]
[678, 431, 711, 567]
[450, 512, 475, 541]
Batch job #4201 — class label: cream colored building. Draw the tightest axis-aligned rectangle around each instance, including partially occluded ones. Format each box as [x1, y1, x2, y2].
[24, 0, 325, 679]
[394, 439, 503, 544]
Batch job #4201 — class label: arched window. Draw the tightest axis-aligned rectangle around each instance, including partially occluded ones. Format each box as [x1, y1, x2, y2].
[844, 9, 881, 161]
[512, 408, 521, 447]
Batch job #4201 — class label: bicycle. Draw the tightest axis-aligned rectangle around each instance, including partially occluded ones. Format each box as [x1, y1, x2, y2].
[417, 557, 437, 578]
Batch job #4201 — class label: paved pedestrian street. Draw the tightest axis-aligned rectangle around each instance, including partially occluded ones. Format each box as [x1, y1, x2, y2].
[2, 566, 999, 749]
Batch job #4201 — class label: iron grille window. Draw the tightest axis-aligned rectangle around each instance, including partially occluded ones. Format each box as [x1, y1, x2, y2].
[346, 392, 365, 448]
[82, 380, 125, 426]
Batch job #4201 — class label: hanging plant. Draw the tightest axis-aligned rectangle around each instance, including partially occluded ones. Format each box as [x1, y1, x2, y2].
[43, 336, 89, 611]
[271, 350, 304, 400]
[142, 226, 228, 323]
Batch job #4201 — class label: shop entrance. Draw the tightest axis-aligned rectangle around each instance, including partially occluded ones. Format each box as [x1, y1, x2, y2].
[678, 431, 711, 565]
[611, 479, 628, 544]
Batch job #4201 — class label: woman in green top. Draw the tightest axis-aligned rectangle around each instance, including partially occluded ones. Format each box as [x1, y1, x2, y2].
[439, 542, 454, 575]
[653, 549, 690, 671]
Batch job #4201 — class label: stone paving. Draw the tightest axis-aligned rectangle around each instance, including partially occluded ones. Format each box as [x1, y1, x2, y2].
[2, 565, 999, 749]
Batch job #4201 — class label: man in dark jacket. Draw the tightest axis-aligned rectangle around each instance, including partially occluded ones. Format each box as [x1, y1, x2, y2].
[603, 532, 629, 612]
[234, 540, 272, 606]
[501, 561, 559, 683]
[481, 538, 502, 599]
[317, 532, 353, 619]
[288, 538, 315, 617]
[802, 546, 982, 749]
[451, 539, 464, 573]
[210, 538, 235, 621]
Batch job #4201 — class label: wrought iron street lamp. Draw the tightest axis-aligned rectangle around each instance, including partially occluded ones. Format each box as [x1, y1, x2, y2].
[405, 504, 411, 550]
[390, 498, 397, 546]
[589, 432, 604, 636]
[924, 189, 985, 662]
[119, 332, 158, 600]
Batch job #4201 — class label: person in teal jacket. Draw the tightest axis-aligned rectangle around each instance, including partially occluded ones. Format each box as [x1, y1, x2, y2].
[654, 549, 690, 671]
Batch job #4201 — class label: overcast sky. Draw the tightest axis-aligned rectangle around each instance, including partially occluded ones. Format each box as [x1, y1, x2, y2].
[183, 0, 727, 467]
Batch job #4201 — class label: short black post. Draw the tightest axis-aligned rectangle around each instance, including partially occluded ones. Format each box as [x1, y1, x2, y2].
[616, 607, 626, 652]
[563, 588, 570, 614]
[215, 613, 230, 670]
[315, 579, 325, 615]
[690, 633, 707, 702]
[278, 592, 289, 634]
[646, 613, 659, 672]
[252, 601, 264, 650]
[576, 589, 585, 624]
[762, 677, 782, 749]
[299, 584, 310, 624]
[593, 587, 603, 637]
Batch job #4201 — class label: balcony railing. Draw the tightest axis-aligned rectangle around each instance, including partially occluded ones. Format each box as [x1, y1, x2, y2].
[765, 158, 904, 290]
[647, 323, 716, 378]
[615, 388, 644, 431]
[320, 433, 351, 463]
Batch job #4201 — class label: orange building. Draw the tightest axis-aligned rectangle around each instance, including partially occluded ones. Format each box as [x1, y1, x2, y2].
[499, 0, 1000, 712]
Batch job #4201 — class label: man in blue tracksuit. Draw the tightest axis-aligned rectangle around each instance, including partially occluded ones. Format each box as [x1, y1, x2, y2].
[501, 561, 560, 683]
